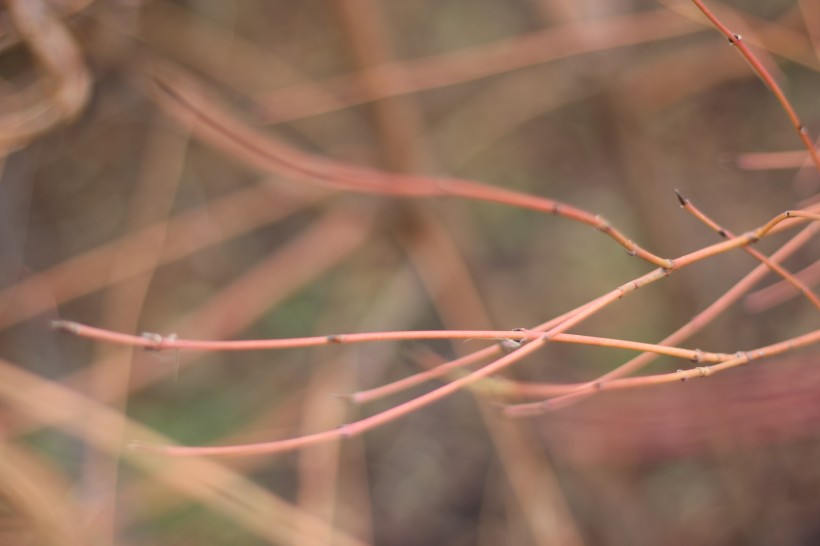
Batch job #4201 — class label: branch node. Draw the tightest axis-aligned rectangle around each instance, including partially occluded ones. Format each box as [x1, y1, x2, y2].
[677, 370, 687, 382]
[140, 332, 177, 351]
[500, 339, 523, 353]
[500, 328, 528, 353]
[695, 366, 711, 377]
[337, 423, 353, 439]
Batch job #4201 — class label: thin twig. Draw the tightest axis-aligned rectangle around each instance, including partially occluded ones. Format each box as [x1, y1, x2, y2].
[147, 67, 674, 268]
[502, 328, 820, 417]
[690, 0, 820, 175]
[52, 321, 737, 363]
[675, 190, 820, 310]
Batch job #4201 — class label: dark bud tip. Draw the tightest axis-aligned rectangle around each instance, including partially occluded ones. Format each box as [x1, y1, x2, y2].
[674, 189, 687, 206]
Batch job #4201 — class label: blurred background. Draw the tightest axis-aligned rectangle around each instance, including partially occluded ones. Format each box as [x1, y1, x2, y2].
[0, 0, 819, 544]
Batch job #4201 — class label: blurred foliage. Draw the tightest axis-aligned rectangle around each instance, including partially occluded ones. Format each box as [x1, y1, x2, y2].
[0, 0, 818, 545]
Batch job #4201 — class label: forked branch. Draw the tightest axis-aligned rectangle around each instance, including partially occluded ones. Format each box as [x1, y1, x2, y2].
[675, 191, 820, 310]
[55, 209, 820, 456]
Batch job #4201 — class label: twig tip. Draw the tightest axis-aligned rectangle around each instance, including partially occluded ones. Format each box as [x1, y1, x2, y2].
[51, 319, 80, 335]
[718, 152, 737, 169]
[128, 441, 150, 451]
[345, 392, 370, 405]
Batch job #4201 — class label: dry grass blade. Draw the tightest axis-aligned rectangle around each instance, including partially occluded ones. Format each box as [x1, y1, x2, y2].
[0, 184, 321, 330]
[0, 0, 90, 152]
[0, 357, 369, 546]
[253, 8, 703, 122]
[745, 259, 820, 312]
[0, 443, 90, 546]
